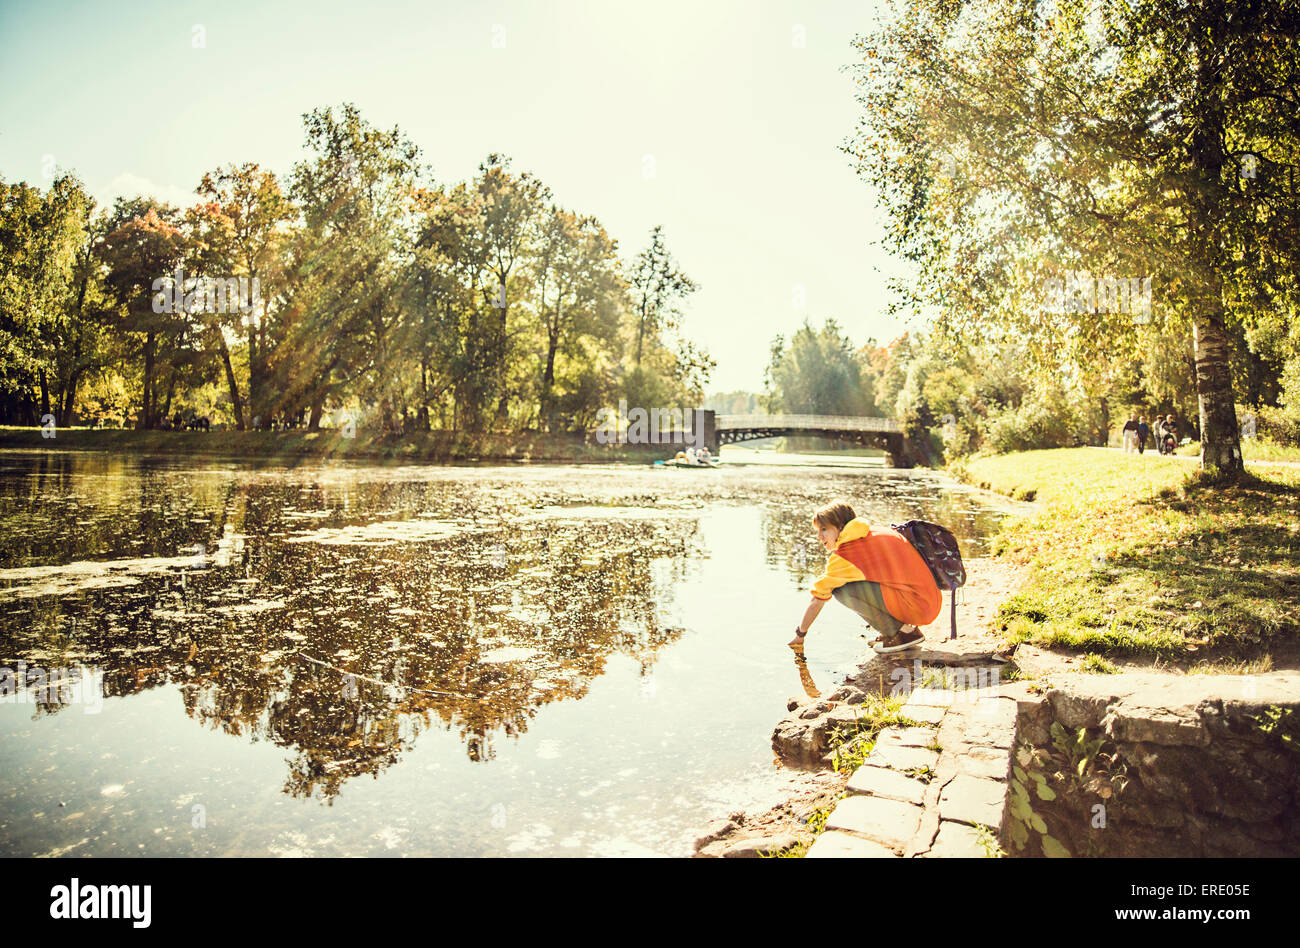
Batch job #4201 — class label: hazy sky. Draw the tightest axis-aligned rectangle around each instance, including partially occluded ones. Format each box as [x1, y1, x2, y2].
[0, 0, 919, 393]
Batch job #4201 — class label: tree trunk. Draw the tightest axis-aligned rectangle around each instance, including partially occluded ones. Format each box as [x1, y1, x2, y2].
[309, 396, 325, 430]
[38, 371, 50, 419]
[541, 326, 559, 432]
[419, 357, 431, 431]
[162, 371, 177, 423]
[218, 333, 245, 430]
[1191, 311, 1243, 476]
[140, 332, 156, 429]
[60, 368, 84, 427]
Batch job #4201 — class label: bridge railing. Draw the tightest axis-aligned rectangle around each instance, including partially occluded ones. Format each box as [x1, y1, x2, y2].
[716, 413, 902, 433]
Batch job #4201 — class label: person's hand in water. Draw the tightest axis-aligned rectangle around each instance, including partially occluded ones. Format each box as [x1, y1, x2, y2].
[788, 626, 806, 649]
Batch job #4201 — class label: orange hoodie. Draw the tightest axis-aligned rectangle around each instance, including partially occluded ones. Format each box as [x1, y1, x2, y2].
[810, 518, 943, 627]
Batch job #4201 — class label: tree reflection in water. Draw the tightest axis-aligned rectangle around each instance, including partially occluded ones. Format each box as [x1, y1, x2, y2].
[0, 463, 699, 802]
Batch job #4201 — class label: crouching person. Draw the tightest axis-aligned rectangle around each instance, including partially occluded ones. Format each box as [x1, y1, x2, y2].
[789, 501, 942, 654]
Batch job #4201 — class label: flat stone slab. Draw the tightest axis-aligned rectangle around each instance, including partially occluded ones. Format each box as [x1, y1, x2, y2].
[938, 774, 1007, 829]
[846, 764, 929, 805]
[1042, 671, 1300, 747]
[867, 742, 940, 773]
[715, 834, 799, 858]
[955, 745, 1011, 782]
[824, 794, 923, 850]
[878, 725, 942, 749]
[899, 704, 946, 726]
[805, 830, 899, 858]
[927, 819, 990, 858]
[904, 687, 956, 708]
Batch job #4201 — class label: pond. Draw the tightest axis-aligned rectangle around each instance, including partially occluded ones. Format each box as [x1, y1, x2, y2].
[0, 448, 1021, 857]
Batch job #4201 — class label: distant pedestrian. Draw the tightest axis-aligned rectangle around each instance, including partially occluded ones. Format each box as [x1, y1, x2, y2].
[1121, 413, 1139, 453]
[1137, 416, 1150, 454]
[1161, 414, 1180, 454]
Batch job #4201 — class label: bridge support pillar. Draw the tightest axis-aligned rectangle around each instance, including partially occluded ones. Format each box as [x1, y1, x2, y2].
[695, 409, 717, 454]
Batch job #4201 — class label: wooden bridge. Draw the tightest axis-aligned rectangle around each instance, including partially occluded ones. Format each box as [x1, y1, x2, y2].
[714, 413, 921, 466]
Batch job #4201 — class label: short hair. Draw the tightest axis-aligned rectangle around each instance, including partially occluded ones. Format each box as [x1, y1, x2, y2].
[813, 501, 856, 532]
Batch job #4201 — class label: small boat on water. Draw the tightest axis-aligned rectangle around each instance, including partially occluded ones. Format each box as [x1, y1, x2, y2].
[654, 451, 720, 469]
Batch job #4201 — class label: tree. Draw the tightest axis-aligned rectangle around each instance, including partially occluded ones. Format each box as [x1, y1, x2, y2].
[98, 198, 191, 428]
[532, 207, 622, 430]
[194, 163, 294, 429]
[473, 155, 551, 426]
[764, 318, 873, 415]
[287, 103, 421, 430]
[844, 0, 1300, 476]
[628, 225, 697, 367]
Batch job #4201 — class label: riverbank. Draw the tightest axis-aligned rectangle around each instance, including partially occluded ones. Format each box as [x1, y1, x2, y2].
[698, 446, 1300, 857]
[692, 553, 1032, 857]
[0, 426, 678, 466]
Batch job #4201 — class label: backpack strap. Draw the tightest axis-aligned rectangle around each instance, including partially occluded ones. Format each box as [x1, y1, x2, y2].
[949, 579, 958, 640]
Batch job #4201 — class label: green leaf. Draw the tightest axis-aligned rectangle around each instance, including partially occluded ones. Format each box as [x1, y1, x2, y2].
[1030, 812, 1047, 834]
[1035, 783, 1057, 801]
[1041, 835, 1071, 858]
[1013, 765, 1027, 782]
[1009, 820, 1029, 849]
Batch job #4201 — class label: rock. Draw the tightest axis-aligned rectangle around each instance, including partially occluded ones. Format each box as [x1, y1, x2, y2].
[824, 795, 923, 850]
[866, 742, 940, 773]
[828, 685, 867, 704]
[716, 834, 799, 858]
[878, 725, 941, 749]
[928, 819, 990, 858]
[845, 764, 927, 805]
[938, 774, 1007, 829]
[692, 819, 737, 851]
[799, 699, 833, 720]
[728, 810, 746, 825]
[900, 704, 947, 726]
[805, 830, 899, 858]
[787, 697, 802, 712]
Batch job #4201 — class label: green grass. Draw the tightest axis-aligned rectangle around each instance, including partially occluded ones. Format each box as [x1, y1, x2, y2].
[956, 448, 1300, 661]
[1080, 653, 1119, 674]
[1176, 439, 1300, 464]
[827, 693, 927, 773]
[775, 795, 844, 858]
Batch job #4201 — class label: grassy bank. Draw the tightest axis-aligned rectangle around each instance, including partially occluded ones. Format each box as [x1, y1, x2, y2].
[0, 426, 677, 465]
[952, 448, 1300, 662]
[1175, 439, 1300, 464]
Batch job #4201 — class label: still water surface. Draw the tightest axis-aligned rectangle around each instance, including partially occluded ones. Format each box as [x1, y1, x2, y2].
[0, 449, 1020, 856]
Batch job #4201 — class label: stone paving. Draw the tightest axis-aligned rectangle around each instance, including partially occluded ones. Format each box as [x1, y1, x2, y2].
[805, 680, 1018, 858]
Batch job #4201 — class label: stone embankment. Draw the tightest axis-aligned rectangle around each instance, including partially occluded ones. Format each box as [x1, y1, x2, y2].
[800, 670, 1018, 858]
[1009, 671, 1300, 857]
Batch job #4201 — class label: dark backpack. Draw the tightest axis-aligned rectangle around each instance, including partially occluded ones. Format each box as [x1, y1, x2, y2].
[890, 520, 967, 640]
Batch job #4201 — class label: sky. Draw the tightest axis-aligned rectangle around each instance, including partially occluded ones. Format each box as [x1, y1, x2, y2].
[0, 0, 920, 393]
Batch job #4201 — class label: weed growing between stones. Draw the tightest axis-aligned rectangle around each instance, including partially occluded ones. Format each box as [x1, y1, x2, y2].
[904, 764, 936, 783]
[1080, 653, 1119, 674]
[774, 795, 843, 858]
[826, 693, 922, 774]
[973, 823, 1006, 858]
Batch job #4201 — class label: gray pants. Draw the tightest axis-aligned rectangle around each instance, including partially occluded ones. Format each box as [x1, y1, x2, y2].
[832, 580, 903, 638]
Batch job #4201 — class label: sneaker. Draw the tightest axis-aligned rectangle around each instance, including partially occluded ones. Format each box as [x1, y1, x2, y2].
[872, 629, 925, 654]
